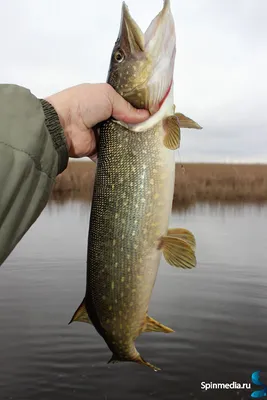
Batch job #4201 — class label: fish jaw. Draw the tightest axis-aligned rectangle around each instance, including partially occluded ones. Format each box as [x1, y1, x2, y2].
[107, 2, 150, 109]
[119, 2, 145, 53]
[108, 351, 161, 372]
[107, 0, 176, 113]
[144, 0, 176, 114]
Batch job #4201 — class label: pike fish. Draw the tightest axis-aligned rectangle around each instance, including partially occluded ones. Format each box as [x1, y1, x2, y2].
[70, 0, 201, 371]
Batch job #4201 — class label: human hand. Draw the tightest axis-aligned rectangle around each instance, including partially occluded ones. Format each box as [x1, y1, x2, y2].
[45, 83, 150, 160]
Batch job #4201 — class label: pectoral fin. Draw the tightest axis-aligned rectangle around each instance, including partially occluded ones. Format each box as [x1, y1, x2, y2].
[167, 228, 196, 251]
[160, 236, 196, 269]
[144, 315, 174, 333]
[69, 299, 92, 324]
[175, 113, 202, 130]
[163, 115, 180, 150]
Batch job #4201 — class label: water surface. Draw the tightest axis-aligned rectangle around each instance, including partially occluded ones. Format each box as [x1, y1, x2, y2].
[0, 201, 267, 400]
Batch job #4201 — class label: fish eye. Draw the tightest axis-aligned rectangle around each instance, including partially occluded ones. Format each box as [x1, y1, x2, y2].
[114, 49, 125, 63]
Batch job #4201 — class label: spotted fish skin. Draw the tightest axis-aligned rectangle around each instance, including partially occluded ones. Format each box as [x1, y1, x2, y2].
[70, 0, 200, 370]
[85, 118, 175, 360]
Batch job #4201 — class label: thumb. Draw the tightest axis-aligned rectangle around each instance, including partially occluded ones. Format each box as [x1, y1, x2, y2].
[107, 85, 150, 124]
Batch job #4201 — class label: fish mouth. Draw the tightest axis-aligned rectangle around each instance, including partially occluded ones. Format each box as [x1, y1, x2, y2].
[120, 0, 176, 113]
[119, 2, 145, 53]
[144, 0, 176, 113]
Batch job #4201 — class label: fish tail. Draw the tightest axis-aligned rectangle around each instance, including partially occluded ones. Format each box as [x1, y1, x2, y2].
[108, 352, 161, 372]
[134, 354, 161, 372]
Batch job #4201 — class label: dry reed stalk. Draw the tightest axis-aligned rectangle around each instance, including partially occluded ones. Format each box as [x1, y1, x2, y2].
[51, 162, 267, 206]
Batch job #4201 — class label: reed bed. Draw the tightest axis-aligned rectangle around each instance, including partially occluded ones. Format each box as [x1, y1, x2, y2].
[51, 161, 267, 207]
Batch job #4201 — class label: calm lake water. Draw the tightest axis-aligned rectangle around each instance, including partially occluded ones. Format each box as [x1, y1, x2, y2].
[0, 200, 267, 400]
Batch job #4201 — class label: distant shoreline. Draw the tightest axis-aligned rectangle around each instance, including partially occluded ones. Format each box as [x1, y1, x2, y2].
[51, 162, 267, 206]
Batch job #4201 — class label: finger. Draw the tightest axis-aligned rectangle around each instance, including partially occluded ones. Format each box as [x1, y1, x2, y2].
[107, 84, 150, 123]
[89, 153, 97, 163]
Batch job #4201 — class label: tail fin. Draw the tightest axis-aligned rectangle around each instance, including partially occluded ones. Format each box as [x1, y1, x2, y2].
[135, 355, 161, 371]
[107, 353, 161, 372]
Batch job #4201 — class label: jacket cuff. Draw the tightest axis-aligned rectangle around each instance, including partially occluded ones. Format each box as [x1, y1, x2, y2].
[39, 99, 69, 174]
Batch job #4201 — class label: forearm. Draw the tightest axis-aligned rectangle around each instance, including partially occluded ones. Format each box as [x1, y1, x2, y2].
[0, 84, 68, 265]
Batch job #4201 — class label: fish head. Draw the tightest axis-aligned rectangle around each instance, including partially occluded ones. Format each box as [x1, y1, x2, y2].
[107, 0, 176, 115]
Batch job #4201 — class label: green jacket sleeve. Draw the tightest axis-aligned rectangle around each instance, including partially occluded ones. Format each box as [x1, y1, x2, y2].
[0, 84, 69, 265]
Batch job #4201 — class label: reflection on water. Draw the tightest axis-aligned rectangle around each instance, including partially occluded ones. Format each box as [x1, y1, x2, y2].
[0, 200, 267, 400]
